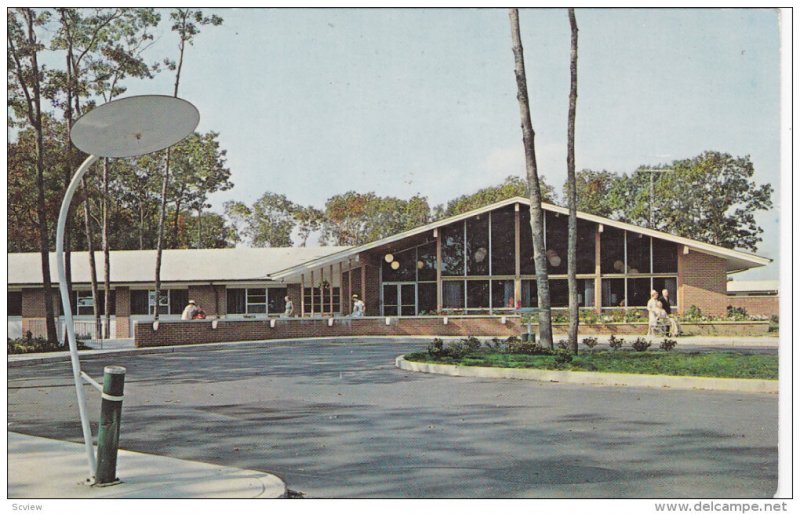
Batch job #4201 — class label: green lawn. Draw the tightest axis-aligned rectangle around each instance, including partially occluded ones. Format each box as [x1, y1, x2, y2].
[404, 350, 778, 380]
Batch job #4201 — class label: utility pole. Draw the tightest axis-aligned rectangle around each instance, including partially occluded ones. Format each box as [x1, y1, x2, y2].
[637, 168, 672, 228]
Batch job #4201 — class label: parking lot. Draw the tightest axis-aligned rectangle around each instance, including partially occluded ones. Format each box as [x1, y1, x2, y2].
[7, 340, 779, 498]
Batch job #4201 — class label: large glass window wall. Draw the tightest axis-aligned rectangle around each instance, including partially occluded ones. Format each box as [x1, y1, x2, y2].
[378, 203, 679, 314]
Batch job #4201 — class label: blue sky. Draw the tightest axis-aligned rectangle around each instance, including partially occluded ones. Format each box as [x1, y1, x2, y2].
[111, 8, 783, 279]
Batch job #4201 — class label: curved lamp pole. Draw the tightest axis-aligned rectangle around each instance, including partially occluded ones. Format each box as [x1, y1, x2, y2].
[59, 95, 199, 477]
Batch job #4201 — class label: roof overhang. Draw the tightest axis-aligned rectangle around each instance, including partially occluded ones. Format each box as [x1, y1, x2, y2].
[269, 196, 771, 281]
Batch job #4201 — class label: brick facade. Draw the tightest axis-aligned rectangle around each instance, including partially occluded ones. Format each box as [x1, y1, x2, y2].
[726, 296, 779, 317]
[115, 287, 131, 338]
[135, 316, 524, 347]
[187, 285, 226, 317]
[679, 250, 728, 316]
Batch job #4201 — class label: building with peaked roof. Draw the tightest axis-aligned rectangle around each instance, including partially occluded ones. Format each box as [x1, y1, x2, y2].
[8, 197, 771, 340]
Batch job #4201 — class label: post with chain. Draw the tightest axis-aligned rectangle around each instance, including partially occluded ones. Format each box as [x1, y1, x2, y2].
[95, 365, 126, 485]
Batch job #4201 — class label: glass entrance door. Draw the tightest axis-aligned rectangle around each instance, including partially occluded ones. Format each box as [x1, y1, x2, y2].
[382, 282, 417, 316]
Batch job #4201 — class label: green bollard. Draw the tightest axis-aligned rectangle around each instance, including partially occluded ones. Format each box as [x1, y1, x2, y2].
[95, 365, 126, 485]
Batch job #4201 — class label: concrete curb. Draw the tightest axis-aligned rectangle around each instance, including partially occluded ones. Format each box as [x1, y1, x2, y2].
[8, 432, 287, 499]
[395, 356, 778, 394]
[8, 334, 779, 368]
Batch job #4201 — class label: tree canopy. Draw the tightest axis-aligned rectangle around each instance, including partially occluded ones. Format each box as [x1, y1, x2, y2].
[561, 152, 772, 252]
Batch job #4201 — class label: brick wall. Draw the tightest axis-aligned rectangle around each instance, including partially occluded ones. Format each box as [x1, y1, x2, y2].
[679, 250, 728, 316]
[21, 288, 48, 317]
[364, 264, 381, 316]
[188, 285, 226, 316]
[115, 287, 131, 338]
[287, 284, 301, 315]
[726, 296, 780, 317]
[135, 316, 524, 347]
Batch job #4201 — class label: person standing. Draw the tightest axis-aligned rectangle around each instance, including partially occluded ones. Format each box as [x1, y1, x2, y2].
[658, 288, 681, 336]
[181, 299, 199, 320]
[352, 294, 365, 317]
[283, 295, 294, 317]
[646, 290, 666, 336]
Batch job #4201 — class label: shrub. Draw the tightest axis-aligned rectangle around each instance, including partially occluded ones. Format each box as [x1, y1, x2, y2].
[446, 341, 467, 358]
[485, 337, 504, 350]
[507, 340, 551, 355]
[659, 338, 678, 352]
[608, 335, 625, 350]
[726, 305, 749, 321]
[7, 336, 87, 355]
[551, 350, 574, 369]
[427, 338, 444, 357]
[462, 336, 482, 354]
[557, 339, 569, 350]
[768, 315, 779, 333]
[582, 337, 599, 350]
[683, 305, 704, 321]
[632, 337, 651, 352]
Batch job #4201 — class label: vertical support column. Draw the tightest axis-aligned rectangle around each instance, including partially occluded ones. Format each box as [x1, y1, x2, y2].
[514, 204, 521, 308]
[330, 264, 334, 315]
[300, 273, 305, 317]
[310, 270, 315, 316]
[95, 365, 126, 485]
[347, 258, 353, 315]
[338, 262, 343, 315]
[595, 224, 602, 314]
[677, 246, 687, 315]
[435, 229, 442, 311]
[319, 267, 324, 316]
[360, 262, 366, 312]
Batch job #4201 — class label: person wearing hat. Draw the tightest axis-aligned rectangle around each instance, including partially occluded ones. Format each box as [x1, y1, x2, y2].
[181, 299, 199, 320]
[352, 294, 365, 318]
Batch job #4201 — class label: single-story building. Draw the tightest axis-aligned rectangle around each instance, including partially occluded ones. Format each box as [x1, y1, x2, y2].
[726, 280, 780, 317]
[8, 197, 772, 340]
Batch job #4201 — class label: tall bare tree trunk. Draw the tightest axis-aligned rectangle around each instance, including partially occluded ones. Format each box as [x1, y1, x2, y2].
[154, 149, 170, 321]
[153, 26, 186, 320]
[509, 8, 553, 348]
[567, 8, 580, 353]
[102, 158, 111, 337]
[81, 178, 102, 337]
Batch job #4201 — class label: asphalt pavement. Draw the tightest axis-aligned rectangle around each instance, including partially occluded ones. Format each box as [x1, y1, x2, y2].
[7, 337, 779, 498]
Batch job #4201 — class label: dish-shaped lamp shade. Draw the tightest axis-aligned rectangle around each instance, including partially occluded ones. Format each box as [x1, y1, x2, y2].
[71, 95, 200, 158]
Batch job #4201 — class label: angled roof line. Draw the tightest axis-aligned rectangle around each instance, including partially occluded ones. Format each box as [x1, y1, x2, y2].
[269, 196, 770, 280]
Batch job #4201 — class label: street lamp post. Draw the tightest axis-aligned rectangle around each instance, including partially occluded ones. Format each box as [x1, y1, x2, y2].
[636, 168, 672, 228]
[59, 95, 199, 480]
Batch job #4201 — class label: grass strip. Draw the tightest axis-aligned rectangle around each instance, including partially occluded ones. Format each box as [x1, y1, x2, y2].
[404, 350, 778, 380]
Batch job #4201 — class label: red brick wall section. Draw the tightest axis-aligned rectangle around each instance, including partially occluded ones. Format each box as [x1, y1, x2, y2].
[726, 296, 779, 318]
[364, 264, 381, 316]
[21, 288, 47, 317]
[350, 268, 363, 312]
[286, 284, 301, 316]
[135, 316, 524, 347]
[115, 287, 131, 338]
[679, 251, 728, 317]
[188, 285, 224, 316]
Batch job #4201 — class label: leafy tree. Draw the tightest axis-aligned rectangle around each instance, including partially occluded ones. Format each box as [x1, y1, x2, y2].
[648, 152, 773, 252]
[320, 192, 432, 246]
[8, 8, 60, 344]
[438, 175, 555, 218]
[154, 8, 222, 320]
[509, 8, 553, 348]
[167, 131, 233, 247]
[52, 8, 160, 337]
[224, 193, 296, 248]
[563, 169, 619, 218]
